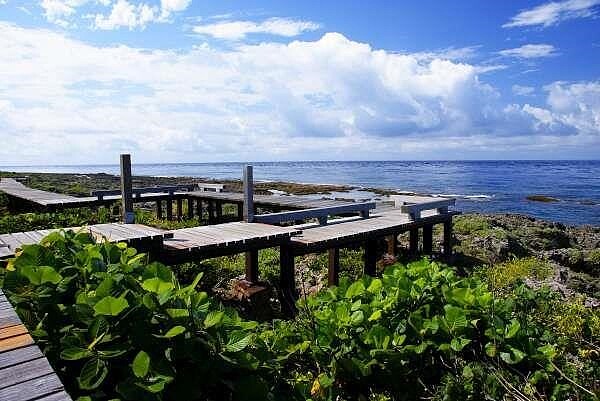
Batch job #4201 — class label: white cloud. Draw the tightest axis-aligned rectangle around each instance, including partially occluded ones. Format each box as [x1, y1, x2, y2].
[498, 44, 558, 58]
[503, 0, 600, 28]
[40, 0, 88, 24]
[0, 23, 597, 163]
[159, 0, 190, 19]
[92, 0, 157, 30]
[192, 17, 320, 40]
[512, 84, 535, 96]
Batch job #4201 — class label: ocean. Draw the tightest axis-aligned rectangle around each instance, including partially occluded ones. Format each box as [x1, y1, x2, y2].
[2, 160, 599, 226]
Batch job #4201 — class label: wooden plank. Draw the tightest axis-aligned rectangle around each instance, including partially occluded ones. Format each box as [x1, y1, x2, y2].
[0, 373, 65, 401]
[0, 324, 28, 340]
[0, 333, 34, 352]
[0, 356, 55, 390]
[0, 345, 43, 370]
[36, 391, 72, 401]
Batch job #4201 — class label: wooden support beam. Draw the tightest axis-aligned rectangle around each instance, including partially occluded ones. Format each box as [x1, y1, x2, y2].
[409, 228, 419, 254]
[120, 154, 134, 224]
[166, 197, 173, 220]
[386, 234, 397, 256]
[364, 238, 377, 276]
[423, 225, 433, 254]
[187, 197, 194, 219]
[237, 203, 243, 220]
[245, 249, 259, 283]
[443, 218, 453, 257]
[279, 243, 297, 316]
[216, 200, 223, 223]
[196, 199, 203, 219]
[328, 248, 340, 286]
[243, 165, 254, 223]
[176, 198, 183, 220]
[156, 200, 162, 219]
[208, 201, 215, 224]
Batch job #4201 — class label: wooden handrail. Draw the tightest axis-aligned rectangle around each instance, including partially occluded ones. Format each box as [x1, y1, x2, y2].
[254, 202, 376, 225]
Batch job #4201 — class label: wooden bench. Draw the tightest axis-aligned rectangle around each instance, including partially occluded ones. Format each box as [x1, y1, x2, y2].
[91, 184, 197, 200]
[389, 195, 456, 221]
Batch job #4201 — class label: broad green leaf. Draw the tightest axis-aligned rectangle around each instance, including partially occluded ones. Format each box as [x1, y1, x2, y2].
[500, 346, 526, 365]
[505, 319, 521, 339]
[163, 325, 186, 338]
[78, 358, 108, 390]
[350, 310, 364, 325]
[225, 331, 253, 352]
[142, 277, 174, 295]
[537, 344, 557, 360]
[368, 310, 382, 321]
[345, 281, 365, 299]
[204, 311, 224, 328]
[21, 266, 62, 285]
[485, 342, 497, 357]
[366, 278, 382, 293]
[443, 305, 468, 333]
[450, 337, 471, 352]
[94, 296, 128, 316]
[61, 347, 93, 361]
[132, 351, 150, 378]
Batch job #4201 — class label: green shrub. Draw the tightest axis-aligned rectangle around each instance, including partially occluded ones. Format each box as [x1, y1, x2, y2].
[454, 215, 491, 235]
[1, 233, 597, 401]
[2, 231, 279, 400]
[478, 257, 553, 294]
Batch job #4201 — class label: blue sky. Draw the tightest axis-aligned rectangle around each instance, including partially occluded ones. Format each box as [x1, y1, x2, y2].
[0, 0, 599, 163]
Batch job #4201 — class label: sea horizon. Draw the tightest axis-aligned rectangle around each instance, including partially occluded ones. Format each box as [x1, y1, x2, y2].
[2, 160, 599, 226]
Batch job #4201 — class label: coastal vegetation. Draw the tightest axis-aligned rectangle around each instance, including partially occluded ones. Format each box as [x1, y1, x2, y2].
[2, 232, 598, 400]
[0, 173, 599, 400]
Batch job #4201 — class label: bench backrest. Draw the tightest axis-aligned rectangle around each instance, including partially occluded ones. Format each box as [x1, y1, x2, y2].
[254, 202, 376, 225]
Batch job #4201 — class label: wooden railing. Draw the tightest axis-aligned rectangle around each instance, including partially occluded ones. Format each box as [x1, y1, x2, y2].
[254, 202, 376, 225]
[91, 184, 197, 200]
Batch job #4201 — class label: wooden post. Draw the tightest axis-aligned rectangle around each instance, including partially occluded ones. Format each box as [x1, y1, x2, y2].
[166, 197, 173, 220]
[423, 225, 433, 254]
[208, 201, 215, 224]
[280, 242, 297, 316]
[187, 197, 194, 219]
[176, 198, 183, 220]
[237, 203, 243, 220]
[443, 219, 453, 257]
[364, 238, 377, 276]
[156, 200, 163, 219]
[328, 248, 340, 286]
[216, 200, 223, 223]
[196, 199, 203, 219]
[245, 250, 259, 283]
[386, 234, 397, 256]
[120, 154, 134, 224]
[409, 228, 419, 254]
[243, 165, 254, 223]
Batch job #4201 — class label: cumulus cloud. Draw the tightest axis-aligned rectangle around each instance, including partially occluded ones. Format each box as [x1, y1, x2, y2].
[192, 17, 320, 40]
[40, 0, 88, 25]
[512, 84, 535, 96]
[498, 44, 558, 58]
[92, 0, 158, 30]
[0, 22, 597, 163]
[503, 0, 600, 28]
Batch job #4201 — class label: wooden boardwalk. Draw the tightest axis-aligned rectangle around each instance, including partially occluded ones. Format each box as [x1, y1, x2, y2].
[0, 289, 72, 401]
[0, 223, 172, 259]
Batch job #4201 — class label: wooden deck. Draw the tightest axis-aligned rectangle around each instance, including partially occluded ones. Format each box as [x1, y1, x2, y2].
[0, 289, 72, 401]
[0, 223, 172, 259]
[161, 221, 300, 262]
